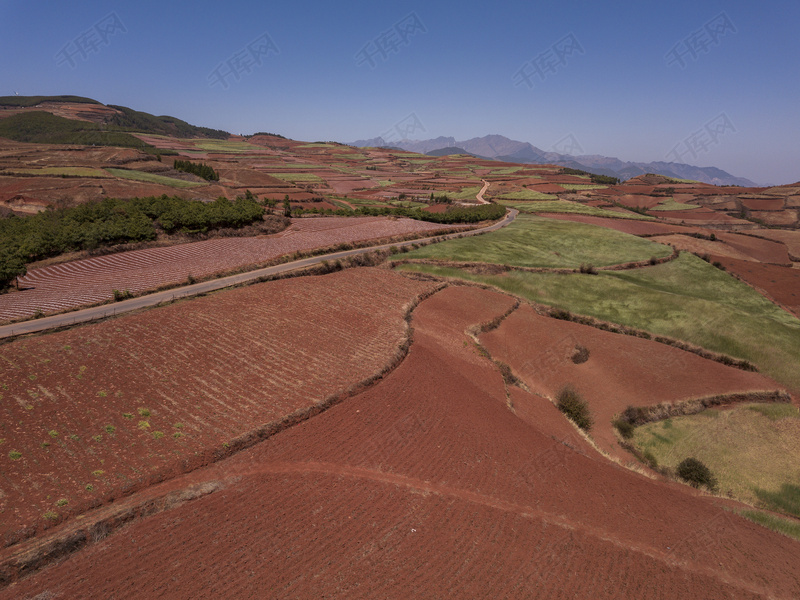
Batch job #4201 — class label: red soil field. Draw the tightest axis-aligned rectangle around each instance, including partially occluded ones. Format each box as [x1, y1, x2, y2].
[650, 234, 755, 261]
[0, 268, 437, 543]
[741, 197, 786, 211]
[656, 207, 745, 224]
[480, 304, 786, 459]
[716, 232, 791, 264]
[3, 285, 798, 598]
[751, 229, 800, 259]
[0, 216, 461, 322]
[534, 213, 706, 236]
[527, 182, 565, 193]
[712, 257, 800, 317]
[617, 194, 662, 209]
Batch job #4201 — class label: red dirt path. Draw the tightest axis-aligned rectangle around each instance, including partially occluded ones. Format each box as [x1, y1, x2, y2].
[2, 286, 798, 599]
[0, 216, 460, 323]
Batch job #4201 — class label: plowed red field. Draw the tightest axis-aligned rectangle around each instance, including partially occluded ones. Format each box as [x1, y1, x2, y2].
[716, 232, 791, 264]
[3, 286, 798, 599]
[0, 268, 436, 542]
[0, 216, 460, 322]
[712, 257, 800, 317]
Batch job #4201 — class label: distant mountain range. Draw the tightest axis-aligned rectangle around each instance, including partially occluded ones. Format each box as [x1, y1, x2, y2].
[348, 134, 758, 187]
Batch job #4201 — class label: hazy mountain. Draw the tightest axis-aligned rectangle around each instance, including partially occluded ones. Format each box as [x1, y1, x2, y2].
[349, 133, 758, 187]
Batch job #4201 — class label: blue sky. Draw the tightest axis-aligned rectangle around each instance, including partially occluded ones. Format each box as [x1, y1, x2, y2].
[1, 0, 798, 184]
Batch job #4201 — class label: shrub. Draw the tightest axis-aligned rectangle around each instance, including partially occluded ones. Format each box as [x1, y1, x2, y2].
[112, 289, 133, 301]
[556, 385, 593, 431]
[677, 457, 718, 491]
[613, 418, 635, 439]
[571, 345, 590, 364]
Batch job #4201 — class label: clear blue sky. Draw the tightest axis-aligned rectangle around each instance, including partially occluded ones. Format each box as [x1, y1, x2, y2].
[1, 0, 798, 184]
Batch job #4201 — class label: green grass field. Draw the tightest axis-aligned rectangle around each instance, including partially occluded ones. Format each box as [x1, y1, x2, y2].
[486, 166, 524, 175]
[402, 214, 672, 268]
[650, 198, 702, 211]
[559, 183, 609, 190]
[632, 405, 800, 516]
[272, 173, 324, 183]
[189, 139, 262, 153]
[104, 168, 205, 188]
[398, 252, 800, 389]
[296, 143, 337, 148]
[448, 186, 484, 201]
[496, 190, 558, 200]
[498, 199, 653, 220]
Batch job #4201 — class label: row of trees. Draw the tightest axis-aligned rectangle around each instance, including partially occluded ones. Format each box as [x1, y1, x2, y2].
[0, 195, 264, 288]
[173, 159, 220, 181]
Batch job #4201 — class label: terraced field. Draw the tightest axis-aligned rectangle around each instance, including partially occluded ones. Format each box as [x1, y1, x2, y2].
[0, 216, 462, 322]
[401, 215, 673, 269]
[0, 268, 436, 542]
[4, 286, 798, 598]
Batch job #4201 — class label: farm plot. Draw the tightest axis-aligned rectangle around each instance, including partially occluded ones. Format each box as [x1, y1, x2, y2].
[397, 253, 800, 390]
[499, 199, 653, 220]
[401, 214, 672, 269]
[480, 303, 786, 459]
[0, 268, 436, 542]
[0, 216, 462, 322]
[4, 286, 799, 599]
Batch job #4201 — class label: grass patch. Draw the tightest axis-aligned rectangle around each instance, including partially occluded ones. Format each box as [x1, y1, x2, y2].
[559, 183, 609, 190]
[631, 404, 800, 511]
[650, 198, 701, 211]
[496, 190, 558, 200]
[447, 186, 484, 201]
[487, 166, 525, 175]
[499, 199, 653, 220]
[754, 484, 800, 519]
[749, 404, 800, 420]
[740, 510, 800, 541]
[399, 252, 800, 388]
[105, 168, 204, 188]
[271, 173, 324, 183]
[189, 139, 261, 153]
[402, 214, 672, 268]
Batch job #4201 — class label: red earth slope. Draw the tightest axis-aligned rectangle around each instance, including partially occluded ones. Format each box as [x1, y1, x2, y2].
[3, 286, 798, 599]
[0, 268, 437, 543]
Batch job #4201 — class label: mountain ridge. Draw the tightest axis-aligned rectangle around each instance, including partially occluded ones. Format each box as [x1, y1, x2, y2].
[349, 133, 758, 187]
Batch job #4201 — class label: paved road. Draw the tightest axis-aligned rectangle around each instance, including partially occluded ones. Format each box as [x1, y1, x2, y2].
[0, 209, 518, 339]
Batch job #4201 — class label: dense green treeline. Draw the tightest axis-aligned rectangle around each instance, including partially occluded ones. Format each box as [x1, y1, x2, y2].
[0, 195, 264, 287]
[0, 112, 166, 154]
[350, 201, 506, 224]
[173, 159, 219, 181]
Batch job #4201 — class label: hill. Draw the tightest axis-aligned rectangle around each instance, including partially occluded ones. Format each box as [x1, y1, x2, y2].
[0, 96, 229, 146]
